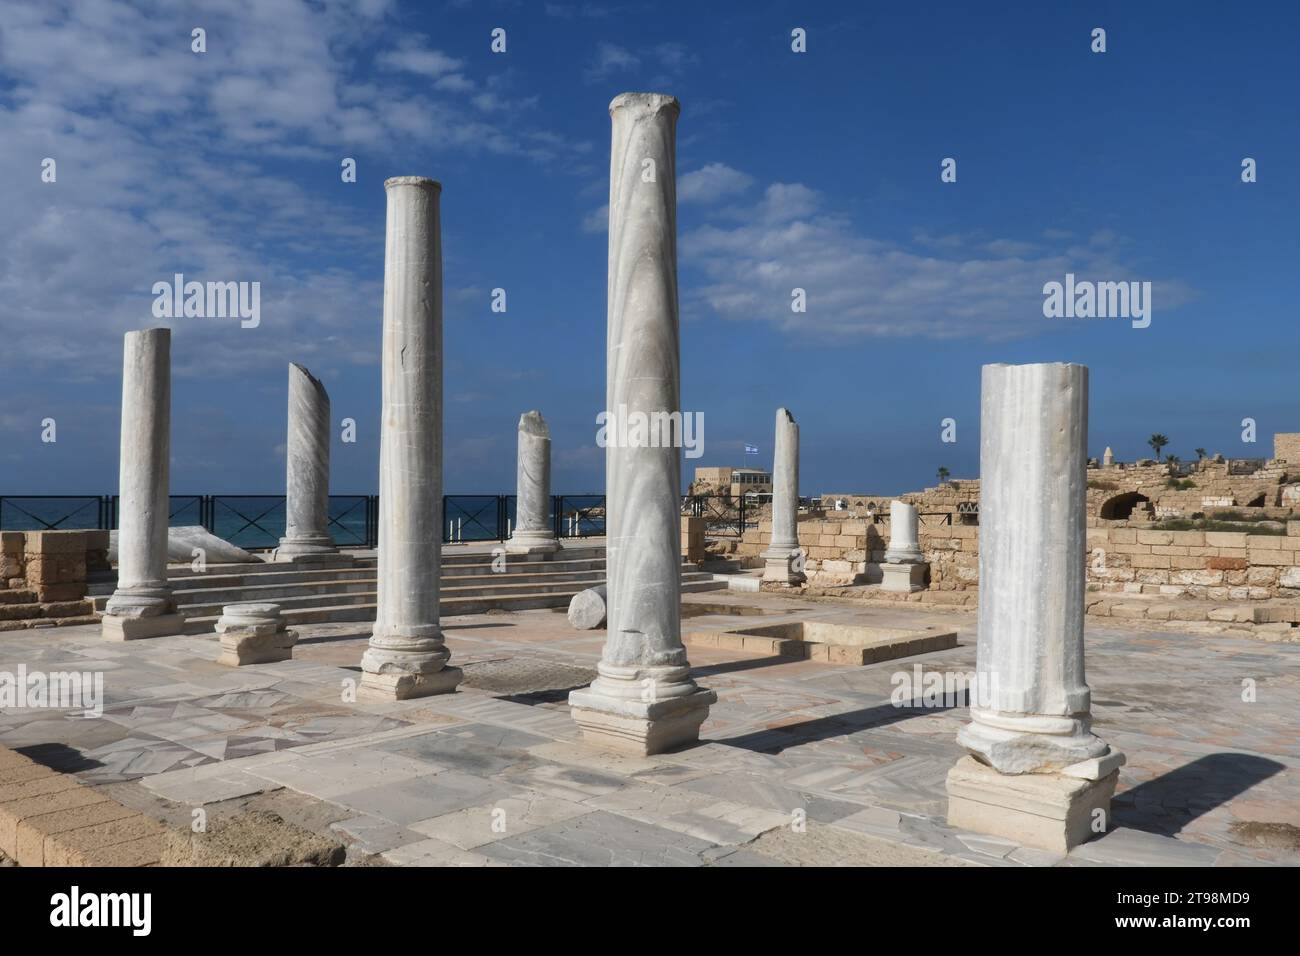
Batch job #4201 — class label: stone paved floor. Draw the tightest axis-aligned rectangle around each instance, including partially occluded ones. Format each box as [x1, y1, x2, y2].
[1, 592, 1296, 866]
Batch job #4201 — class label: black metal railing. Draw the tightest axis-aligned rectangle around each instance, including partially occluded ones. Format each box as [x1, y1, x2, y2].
[681, 494, 749, 538]
[0, 493, 610, 550]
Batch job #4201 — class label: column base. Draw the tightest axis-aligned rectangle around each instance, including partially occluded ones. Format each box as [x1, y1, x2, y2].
[946, 753, 1123, 853]
[568, 684, 716, 756]
[884, 547, 924, 564]
[958, 709, 1110, 774]
[880, 561, 928, 592]
[761, 546, 804, 586]
[359, 666, 463, 701]
[101, 612, 186, 641]
[273, 537, 345, 564]
[505, 531, 560, 556]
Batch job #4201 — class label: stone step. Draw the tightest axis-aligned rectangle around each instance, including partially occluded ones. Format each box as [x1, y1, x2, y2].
[88, 566, 626, 612]
[174, 576, 727, 634]
[87, 552, 613, 595]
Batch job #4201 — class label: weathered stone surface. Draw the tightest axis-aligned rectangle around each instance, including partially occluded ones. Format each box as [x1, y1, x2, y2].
[570, 93, 713, 755]
[567, 585, 607, 630]
[360, 176, 461, 700]
[507, 410, 559, 554]
[276, 363, 339, 562]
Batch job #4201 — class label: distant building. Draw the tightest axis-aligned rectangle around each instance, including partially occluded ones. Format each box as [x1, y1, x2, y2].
[691, 466, 772, 500]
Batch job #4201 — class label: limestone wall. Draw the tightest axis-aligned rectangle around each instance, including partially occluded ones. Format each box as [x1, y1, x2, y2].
[735, 515, 1300, 601]
[0, 530, 103, 629]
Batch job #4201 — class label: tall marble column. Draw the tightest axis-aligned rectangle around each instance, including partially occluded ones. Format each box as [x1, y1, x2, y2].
[569, 92, 714, 755]
[275, 364, 341, 563]
[103, 328, 184, 640]
[360, 176, 461, 700]
[761, 407, 802, 584]
[507, 410, 559, 555]
[947, 363, 1125, 852]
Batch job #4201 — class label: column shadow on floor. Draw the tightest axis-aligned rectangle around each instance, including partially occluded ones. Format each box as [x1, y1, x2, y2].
[715, 694, 967, 754]
[1112, 752, 1285, 837]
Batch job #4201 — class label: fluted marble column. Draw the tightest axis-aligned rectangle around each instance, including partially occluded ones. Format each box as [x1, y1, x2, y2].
[275, 364, 340, 562]
[103, 328, 184, 640]
[360, 176, 461, 699]
[947, 363, 1124, 853]
[507, 410, 559, 555]
[761, 407, 802, 584]
[569, 92, 714, 755]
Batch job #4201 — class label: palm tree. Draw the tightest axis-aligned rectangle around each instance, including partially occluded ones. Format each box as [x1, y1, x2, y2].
[936, 466, 950, 483]
[1148, 434, 1169, 460]
[1195, 448, 1207, 460]
[1165, 454, 1180, 464]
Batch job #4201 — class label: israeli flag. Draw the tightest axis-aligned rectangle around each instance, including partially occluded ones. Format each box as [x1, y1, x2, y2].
[744, 444, 758, 455]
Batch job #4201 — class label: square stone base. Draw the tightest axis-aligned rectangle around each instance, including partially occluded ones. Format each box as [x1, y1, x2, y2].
[568, 687, 716, 756]
[218, 632, 297, 667]
[880, 562, 928, 593]
[946, 755, 1119, 853]
[359, 666, 463, 701]
[101, 613, 186, 641]
[761, 549, 804, 586]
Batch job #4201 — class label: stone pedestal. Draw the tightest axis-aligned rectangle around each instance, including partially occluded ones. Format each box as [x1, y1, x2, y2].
[880, 562, 927, 593]
[947, 755, 1122, 854]
[360, 176, 462, 700]
[216, 603, 298, 666]
[507, 410, 559, 555]
[761, 407, 803, 585]
[276, 363, 344, 565]
[569, 92, 713, 755]
[947, 363, 1123, 852]
[103, 329, 183, 641]
[681, 515, 706, 565]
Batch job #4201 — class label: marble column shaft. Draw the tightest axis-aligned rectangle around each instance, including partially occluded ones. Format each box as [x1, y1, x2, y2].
[360, 176, 460, 698]
[768, 408, 799, 550]
[507, 410, 558, 553]
[105, 328, 177, 623]
[278, 363, 337, 559]
[957, 363, 1109, 773]
[569, 93, 713, 754]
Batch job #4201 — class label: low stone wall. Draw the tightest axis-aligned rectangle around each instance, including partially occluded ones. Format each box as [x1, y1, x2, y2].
[735, 515, 1300, 600]
[1087, 523, 1300, 600]
[0, 530, 103, 630]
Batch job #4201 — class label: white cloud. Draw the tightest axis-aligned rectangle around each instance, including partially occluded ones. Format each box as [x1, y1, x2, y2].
[682, 180, 1195, 339]
[678, 163, 755, 204]
[376, 39, 465, 78]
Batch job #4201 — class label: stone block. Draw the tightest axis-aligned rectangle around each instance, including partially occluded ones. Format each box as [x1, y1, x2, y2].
[946, 756, 1118, 854]
[0, 532, 23, 554]
[22, 530, 86, 555]
[880, 562, 928, 593]
[101, 613, 186, 641]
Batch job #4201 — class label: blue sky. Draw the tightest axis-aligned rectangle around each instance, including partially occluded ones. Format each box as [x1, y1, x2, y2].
[2, 0, 1297, 498]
